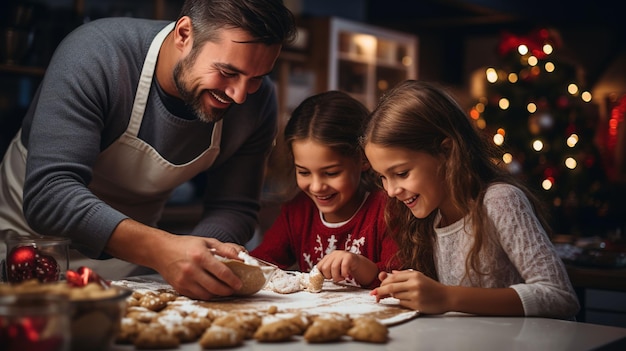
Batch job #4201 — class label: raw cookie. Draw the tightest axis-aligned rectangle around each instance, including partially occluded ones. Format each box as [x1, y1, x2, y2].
[222, 260, 267, 295]
[303, 314, 351, 343]
[198, 325, 243, 349]
[133, 324, 180, 349]
[307, 266, 324, 293]
[347, 316, 389, 343]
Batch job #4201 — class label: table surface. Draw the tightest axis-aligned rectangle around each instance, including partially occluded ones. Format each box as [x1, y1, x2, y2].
[108, 275, 626, 351]
[109, 275, 626, 351]
[109, 314, 626, 351]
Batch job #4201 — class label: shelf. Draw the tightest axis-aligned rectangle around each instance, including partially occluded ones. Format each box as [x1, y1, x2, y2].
[305, 16, 418, 110]
[0, 64, 46, 76]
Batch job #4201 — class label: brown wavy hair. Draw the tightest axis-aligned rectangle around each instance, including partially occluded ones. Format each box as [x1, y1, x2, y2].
[361, 80, 551, 283]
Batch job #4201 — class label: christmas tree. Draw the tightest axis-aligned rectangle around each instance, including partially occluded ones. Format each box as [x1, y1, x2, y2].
[469, 28, 621, 237]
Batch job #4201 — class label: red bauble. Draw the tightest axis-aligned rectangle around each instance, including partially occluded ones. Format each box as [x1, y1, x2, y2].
[66, 266, 109, 288]
[3, 316, 64, 351]
[6, 245, 37, 282]
[35, 254, 60, 283]
[6, 245, 60, 283]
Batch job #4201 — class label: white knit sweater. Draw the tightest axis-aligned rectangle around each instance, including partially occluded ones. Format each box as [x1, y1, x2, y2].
[434, 183, 580, 319]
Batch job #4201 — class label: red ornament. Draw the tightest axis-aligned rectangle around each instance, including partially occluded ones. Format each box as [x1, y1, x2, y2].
[6, 245, 61, 283]
[2, 316, 65, 351]
[497, 28, 562, 59]
[66, 266, 109, 288]
[6, 246, 37, 282]
[35, 254, 60, 283]
[556, 96, 570, 109]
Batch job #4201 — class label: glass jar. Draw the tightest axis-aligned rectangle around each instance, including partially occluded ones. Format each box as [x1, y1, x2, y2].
[2, 231, 70, 283]
[0, 293, 72, 351]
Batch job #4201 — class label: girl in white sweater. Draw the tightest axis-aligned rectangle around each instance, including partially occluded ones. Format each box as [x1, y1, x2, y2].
[363, 80, 580, 319]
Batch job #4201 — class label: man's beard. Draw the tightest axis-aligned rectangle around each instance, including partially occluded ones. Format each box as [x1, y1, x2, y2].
[173, 55, 229, 123]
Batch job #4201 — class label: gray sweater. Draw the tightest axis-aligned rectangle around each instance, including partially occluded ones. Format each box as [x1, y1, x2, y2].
[19, 18, 278, 258]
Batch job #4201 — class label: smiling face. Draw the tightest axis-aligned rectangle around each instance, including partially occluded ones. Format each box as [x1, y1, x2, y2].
[292, 139, 367, 223]
[173, 26, 281, 123]
[365, 143, 460, 225]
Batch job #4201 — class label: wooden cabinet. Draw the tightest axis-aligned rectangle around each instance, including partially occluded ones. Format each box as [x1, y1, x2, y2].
[304, 17, 418, 110]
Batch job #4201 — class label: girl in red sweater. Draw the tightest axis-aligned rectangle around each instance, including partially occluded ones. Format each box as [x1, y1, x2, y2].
[251, 91, 399, 287]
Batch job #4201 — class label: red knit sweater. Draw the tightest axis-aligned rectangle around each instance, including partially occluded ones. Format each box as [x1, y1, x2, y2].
[251, 190, 399, 287]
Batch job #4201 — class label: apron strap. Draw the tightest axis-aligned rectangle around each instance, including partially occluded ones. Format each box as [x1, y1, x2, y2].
[127, 22, 175, 137]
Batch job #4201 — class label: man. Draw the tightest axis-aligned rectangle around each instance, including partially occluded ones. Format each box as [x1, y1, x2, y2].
[0, 0, 296, 300]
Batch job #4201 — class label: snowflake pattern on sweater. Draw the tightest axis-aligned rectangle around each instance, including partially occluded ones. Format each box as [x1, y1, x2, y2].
[251, 191, 399, 280]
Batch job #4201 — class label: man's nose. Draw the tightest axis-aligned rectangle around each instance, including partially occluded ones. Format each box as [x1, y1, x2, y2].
[225, 80, 248, 104]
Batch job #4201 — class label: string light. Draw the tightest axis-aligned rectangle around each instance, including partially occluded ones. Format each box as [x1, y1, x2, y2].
[469, 107, 480, 120]
[502, 153, 513, 164]
[493, 133, 505, 146]
[499, 98, 510, 110]
[565, 157, 577, 169]
[566, 134, 579, 147]
[542, 177, 553, 190]
[486, 68, 498, 83]
[518, 44, 529, 55]
[475, 102, 485, 112]
[543, 44, 553, 55]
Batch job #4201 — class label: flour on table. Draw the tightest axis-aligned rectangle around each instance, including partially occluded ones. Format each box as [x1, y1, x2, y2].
[112, 276, 418, 325]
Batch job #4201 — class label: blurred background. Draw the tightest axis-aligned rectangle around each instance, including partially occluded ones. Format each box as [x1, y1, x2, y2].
[1, 0, 626, 324]
[1, 0, 624, 239]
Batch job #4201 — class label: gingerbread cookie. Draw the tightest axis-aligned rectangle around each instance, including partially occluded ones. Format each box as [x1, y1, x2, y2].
[133, 324, 180, 350]
[198, 325, 243, 349]
[347, 316, 389, 343]
[303, 313, 351, 343]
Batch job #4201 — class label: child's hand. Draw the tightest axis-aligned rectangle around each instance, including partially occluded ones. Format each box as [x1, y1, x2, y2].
[370, 269, 449, 313]
[315, 250, 361, 283]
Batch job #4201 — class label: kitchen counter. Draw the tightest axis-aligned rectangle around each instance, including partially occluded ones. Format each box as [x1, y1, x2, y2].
[566, 265, 626, 292]
[109, 314, 626, 351]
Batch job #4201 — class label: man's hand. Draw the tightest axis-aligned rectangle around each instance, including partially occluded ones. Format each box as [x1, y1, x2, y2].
[106, 219, 246, 300]
[157, 236, 246, 300]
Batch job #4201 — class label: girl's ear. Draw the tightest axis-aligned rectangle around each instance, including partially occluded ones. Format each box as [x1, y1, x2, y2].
[361, 156, 371, 172]
[440, 137, 453, 154]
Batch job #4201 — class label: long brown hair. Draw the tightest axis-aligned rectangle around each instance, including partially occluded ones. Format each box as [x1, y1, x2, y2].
[361, 80, 551, 283]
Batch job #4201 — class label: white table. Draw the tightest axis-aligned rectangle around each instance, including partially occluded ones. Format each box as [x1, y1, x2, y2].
[107, 274, 626, 351]
[109, 313, 626, 351]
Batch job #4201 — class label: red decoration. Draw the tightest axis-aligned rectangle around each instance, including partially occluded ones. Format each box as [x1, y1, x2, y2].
[0, 316, 64, 351]
[602, 94, 626, 181]
[6, 246, 38, 282]
[498, 28, 562, 59]
[6, 245, 62, 283]
[34, 254, 59, 283]
[607, 94, 626, 153]
[66, 266, 110, 288]
[556, 96, 570, 109]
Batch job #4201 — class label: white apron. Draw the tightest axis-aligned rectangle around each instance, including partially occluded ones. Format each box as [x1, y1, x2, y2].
[0, 22, 223, 279]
